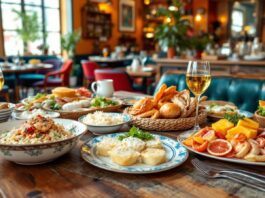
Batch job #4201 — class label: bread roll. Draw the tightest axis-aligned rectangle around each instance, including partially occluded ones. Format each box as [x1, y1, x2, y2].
[141, 148, 167, 165]
[96, 137, 120, 156]
[109, 146, 140, 166]
[159, 103, 181, 118]
[52, 87, 76, 98]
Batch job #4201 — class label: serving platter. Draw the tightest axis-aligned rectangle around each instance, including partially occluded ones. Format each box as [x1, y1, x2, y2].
[12, 111, 60, 120]
[177, 130, 265, 166]
[81, 133, 188, 174]
[200, 100, 253, 120]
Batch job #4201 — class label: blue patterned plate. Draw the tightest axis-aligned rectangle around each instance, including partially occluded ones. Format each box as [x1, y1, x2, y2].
[81, 133, 188, 174]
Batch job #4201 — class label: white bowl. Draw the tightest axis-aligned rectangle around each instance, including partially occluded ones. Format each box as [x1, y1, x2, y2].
[78, 113, 131, 135]
[0, 119, 87, 165]
[0, 103, 15, 122]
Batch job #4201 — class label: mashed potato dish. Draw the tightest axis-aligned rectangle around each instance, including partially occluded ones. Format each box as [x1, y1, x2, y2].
[83, 111, 124, 126]
[0, 115, 73, 145]
[96, 127, 167, 166]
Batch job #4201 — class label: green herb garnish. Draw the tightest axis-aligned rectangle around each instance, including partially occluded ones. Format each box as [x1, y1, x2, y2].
[91, 97, 118, 108]
[34, 93, 46, 99]
[49, 100, 61, 110]
[258, 106, 265, 117]
[118, 126, 154, 141]
[224, 113, 245, 125]
[209, 103, 217, 108]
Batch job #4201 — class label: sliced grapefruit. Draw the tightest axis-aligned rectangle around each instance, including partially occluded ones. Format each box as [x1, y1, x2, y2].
[207, 139, 232, 156]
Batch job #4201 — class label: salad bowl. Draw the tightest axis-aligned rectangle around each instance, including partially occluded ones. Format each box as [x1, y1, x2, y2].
[0, 119, 87, 165]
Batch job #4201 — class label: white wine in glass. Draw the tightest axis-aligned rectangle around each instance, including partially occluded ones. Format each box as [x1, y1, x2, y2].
[186, 61, 211, 131]
[0, 67, 4, 91]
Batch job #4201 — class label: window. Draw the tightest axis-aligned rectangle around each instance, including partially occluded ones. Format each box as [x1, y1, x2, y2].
[0, 0, 61, 56]
[231, 10, 244, 33]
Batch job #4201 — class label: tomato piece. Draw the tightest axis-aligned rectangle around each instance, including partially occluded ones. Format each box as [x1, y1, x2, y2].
[192, 141, 208, 152]
[26, 126, 35, 134]
[215, 131, 225, 139]
[233, 133, 247, 142]
[194, 127, 212, 137]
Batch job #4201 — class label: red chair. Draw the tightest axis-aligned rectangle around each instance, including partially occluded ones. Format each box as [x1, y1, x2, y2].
[94, 69, 136, 92]
[81, 60, 99, 87]
[34, 60, 73, 89]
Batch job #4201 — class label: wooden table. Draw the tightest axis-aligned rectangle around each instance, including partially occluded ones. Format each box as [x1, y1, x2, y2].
[0, 131, 264, 198]
[0, 63, 53, 101]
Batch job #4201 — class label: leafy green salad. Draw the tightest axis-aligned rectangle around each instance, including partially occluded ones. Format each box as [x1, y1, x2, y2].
[90, 97, 118, 108]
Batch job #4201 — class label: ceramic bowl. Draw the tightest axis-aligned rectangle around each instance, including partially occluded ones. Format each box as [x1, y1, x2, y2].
[254, 111, 265, 128]
[0, 103, 15, 122]
[78, 113, 131, 135]
[0, 119, 87, 165]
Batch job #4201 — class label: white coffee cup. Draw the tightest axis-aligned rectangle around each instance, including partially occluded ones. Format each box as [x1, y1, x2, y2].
[91, 79, 114, 97]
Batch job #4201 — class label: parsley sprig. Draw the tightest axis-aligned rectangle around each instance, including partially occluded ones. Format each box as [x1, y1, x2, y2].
[118, 126, 154, 141]
[224, 113, 245, 125]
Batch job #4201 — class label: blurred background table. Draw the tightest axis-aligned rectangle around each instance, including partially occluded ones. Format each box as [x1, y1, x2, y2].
[0, 63, 53, 101]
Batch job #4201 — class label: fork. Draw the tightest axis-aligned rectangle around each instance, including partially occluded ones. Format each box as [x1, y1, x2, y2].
[191, 159, 265, 192]
[193, 158, 265, 185]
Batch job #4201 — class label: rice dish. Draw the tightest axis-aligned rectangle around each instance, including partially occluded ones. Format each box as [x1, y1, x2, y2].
[0, 115, 73, 145]
[83, 111, 124, 126]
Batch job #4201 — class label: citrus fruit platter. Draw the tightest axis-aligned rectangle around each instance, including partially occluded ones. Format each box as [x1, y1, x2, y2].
[178, 114, 265, 166]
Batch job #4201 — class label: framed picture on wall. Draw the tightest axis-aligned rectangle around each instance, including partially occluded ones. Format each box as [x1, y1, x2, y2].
[119, 0, 135, 32]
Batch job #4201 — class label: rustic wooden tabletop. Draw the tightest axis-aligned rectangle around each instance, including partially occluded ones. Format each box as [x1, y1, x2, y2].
[0, 131, 264, 198]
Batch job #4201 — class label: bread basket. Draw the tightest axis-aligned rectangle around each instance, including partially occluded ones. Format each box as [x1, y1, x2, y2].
[125, 108, 207, 131]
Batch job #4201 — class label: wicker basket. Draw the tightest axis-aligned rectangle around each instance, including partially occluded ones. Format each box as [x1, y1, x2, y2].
[126, 109, 207, 131]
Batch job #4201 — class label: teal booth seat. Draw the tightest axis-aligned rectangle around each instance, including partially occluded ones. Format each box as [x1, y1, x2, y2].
[154, 73, 265, 112]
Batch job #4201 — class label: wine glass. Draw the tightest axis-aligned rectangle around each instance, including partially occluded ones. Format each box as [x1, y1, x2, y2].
[0, 67, 5, 92]
[186, 61, 211, 131]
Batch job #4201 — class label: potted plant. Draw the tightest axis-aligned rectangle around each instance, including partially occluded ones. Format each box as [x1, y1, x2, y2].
[13, 10, 41, 55]
[155, 0, 190, 58]
[191, 33, 212, 59]
[61, 29, 81, 87]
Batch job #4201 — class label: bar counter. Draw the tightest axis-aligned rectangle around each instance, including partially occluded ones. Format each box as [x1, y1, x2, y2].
[155, 58, 265, 80]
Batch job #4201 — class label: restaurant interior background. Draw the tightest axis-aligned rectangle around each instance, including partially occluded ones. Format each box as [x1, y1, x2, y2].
[0, 0, 264, 103]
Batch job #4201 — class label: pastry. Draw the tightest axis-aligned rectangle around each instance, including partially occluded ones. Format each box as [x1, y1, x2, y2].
[121, 137, 146, 152]
[96, 137, 120, 156]
[141, 148, 167, 165]
[109, 146, 140, 166]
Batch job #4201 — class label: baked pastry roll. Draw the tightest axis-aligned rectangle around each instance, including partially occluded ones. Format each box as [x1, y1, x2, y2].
[96, 137, 120, 157]
[121, 137, 146, 152]
[109, 146, 140, 166]
[141, 148, 167, 165]
[146, 138, 163, 149]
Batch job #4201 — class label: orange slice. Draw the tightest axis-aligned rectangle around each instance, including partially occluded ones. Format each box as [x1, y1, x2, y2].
[259, 100, 265, 107]
[207, 139, 232, 156]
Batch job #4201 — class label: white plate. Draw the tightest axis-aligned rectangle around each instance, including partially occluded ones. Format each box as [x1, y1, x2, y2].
[81, 133, 189, 174]
[12, 111, 60, 120]
[177, 130, 265, 166]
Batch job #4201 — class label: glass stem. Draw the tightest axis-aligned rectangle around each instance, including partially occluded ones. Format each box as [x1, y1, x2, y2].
[194, 94, 201, 130]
